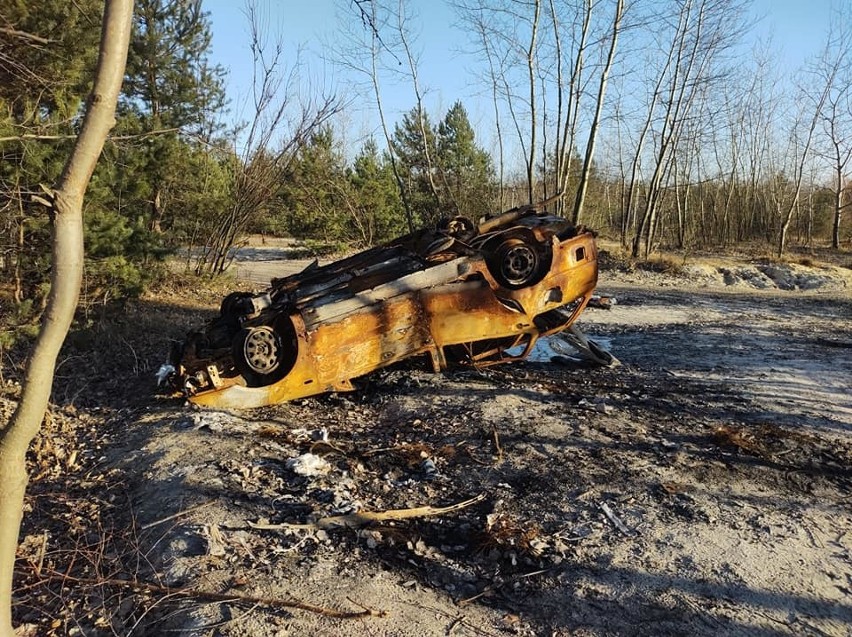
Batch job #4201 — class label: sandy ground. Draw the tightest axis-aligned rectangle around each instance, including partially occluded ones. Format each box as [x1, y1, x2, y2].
[12, 247, 852, 636]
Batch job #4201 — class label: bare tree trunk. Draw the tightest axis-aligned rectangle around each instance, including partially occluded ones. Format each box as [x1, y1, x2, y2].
[572, 0, 623, 225]
[556, 0, 591, 215]
[624, 44, 674, 254]
[548, 0, 564, 208]
[526, 0, 541, 204]
[13, 190, 24, 304]
[486, 46, 506, 210]
[0, 1, 132, 633]
[834, 167, 847, 249]
[368, 1, 414, 232]
[830, 138, 852, 249]
[150, 185, 164, 233]
[777, 95, 832, 258]
[397, 1, 443, 210]
[674, 159, 685, 248]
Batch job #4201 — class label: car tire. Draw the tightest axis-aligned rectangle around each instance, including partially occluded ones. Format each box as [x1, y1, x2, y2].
[488, 235, 549, 288]
[231, 326, 283, 386]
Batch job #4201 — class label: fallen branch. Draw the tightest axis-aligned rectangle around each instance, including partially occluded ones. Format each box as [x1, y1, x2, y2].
[251, 493, 487, 531]
[491, 427, 503, 465]
[140, 500, 215, 530]
[37, 570, 386, 619]
[598, 502, 636, 537]
[457, 568, 551, 606]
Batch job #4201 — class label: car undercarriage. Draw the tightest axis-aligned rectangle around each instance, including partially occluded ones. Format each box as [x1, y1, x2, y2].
[164, 202, 599, 408]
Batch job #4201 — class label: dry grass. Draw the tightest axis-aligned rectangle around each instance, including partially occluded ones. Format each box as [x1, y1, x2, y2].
[636, 254, 687, 275]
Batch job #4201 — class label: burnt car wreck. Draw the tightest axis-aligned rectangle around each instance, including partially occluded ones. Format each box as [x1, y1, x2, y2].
[165, 202, 599, 409]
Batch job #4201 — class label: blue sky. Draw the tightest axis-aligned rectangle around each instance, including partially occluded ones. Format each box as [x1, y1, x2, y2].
[203, 0, 835, 156]
[204, 0, 477, 141]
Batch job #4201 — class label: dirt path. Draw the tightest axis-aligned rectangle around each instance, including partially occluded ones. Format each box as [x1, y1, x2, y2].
[17, 251, 850, 635]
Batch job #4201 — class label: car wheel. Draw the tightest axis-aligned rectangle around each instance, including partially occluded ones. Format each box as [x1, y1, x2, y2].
[492, 237, 542, 288]
[233, 325, 283, 386]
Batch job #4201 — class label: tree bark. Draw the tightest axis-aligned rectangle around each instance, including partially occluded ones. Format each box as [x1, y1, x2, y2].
[572, 0, 623, 225]
[556, 0, 591, 217]
[525, 0, 541, 204]
[0, 1, 132, 634]
[397, 2, 443, 212]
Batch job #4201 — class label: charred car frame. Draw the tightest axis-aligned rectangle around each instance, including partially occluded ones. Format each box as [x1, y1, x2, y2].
[166, 202, 599, 408]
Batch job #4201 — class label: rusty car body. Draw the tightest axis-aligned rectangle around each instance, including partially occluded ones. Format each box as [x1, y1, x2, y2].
[166, 203, 599, 408]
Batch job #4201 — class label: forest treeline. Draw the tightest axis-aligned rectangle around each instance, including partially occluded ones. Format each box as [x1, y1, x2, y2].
[1, 0, 850, 340]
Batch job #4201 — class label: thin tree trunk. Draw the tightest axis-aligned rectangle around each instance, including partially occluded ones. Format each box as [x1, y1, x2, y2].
[13, 192, 24, 304]
[833, 154, 846, 249]
[488, 53, 505, 210]
[0, 1, 132, 633]
[549, 0, 564, 210]
[397, 2, 442, 210]
[573, 0, 623, 225]
[526, 0, 541, 204]
[556, 0, 591, 215]
[369, 2, 414, 232]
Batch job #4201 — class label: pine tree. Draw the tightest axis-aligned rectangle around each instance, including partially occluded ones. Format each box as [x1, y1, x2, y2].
[277, 127, 350, 242]
[393, 107, 442, 225]
[350, 138, 405, 243]
[0, 1, 103, 317]
[436, 101, 495, 220]
[392, 102, 496, 226]
[118, 0, 227, 234]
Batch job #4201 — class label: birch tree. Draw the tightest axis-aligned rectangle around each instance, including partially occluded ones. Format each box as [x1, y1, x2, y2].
[812, 6, 852, 249]
[630, 0, 749, 257]
[572, 0, 624, 224]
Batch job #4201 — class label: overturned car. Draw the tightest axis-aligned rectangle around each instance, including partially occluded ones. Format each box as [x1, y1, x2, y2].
[165, 202, 599, 408]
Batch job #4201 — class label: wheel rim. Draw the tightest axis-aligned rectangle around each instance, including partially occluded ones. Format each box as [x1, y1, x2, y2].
[500, 242, 538, 286]
[242, 326, 281, 374]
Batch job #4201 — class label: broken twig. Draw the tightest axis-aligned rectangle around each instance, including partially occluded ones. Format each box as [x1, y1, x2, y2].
[457, 568, 551, 606]
[251, 493, 487, 531]
[492, 427, 503, 465]
[141, 500, 215, 530]
[38, 569, 386, 619]
[598, 502, 636, 537]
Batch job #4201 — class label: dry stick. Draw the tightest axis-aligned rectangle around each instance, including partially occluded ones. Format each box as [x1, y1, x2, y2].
[457, 568, 551, 607]
[140, 501, 216, 531]
[446, 615, 464, 635]
[491, 427, 503, 465]
[598, 502, 636, 537]
[37, 569, 386, 619]
[250, 493, 487, 531]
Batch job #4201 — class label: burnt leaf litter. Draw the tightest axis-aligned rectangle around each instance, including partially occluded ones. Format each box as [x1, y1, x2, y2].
[8, 270, 852, 636]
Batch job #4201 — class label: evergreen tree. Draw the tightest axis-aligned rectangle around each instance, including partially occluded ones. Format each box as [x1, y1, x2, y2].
[118, 0, 227, 233]
[0, 1, 102, 317]
[393, 107, 442, 225]
[0, 0, 229, 331]
[276, 127, 350, 242]
[0, 0, 102, 118]
[349, 138, 405, 243]
[392, 102, 496, 226]
[436, 101, 495, 220]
